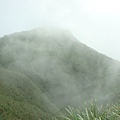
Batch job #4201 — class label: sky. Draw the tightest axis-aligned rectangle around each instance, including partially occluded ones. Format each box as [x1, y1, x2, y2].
[0, 0, 120, 61]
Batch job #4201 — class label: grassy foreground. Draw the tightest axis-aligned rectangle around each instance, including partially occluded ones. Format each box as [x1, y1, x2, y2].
[52, 100, 120, 120]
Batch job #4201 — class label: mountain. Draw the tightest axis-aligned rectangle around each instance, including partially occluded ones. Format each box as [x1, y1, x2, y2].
[0, 27, 120, 119]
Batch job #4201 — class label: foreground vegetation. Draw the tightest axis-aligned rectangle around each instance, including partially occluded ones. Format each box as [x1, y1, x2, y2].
[52, 100, 120, 120]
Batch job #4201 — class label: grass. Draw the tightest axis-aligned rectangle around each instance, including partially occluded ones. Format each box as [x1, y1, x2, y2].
[52, 100, 120, 120]
[0, 73, 59, 120]
[0, 79, 49, 120]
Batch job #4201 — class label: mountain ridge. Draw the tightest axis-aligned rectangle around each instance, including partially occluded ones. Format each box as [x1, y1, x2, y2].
[0, 27, 120, 119]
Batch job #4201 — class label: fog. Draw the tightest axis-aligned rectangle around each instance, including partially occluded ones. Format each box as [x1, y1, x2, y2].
[0, 27, 120, 109]
[0, 0, 120, 61]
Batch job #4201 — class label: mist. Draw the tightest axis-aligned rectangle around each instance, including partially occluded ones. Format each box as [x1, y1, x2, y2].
[0, 27, 120, 110]
[1, 1, 120, 119]
[0, 0, 120, 61]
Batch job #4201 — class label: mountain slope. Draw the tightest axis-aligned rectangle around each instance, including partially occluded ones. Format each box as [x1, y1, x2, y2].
[0, 79, 47, 120]
[0, 27, 120, 112]
[0, 67, 59, 119]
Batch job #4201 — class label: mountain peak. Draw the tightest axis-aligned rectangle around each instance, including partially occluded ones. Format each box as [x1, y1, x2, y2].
[27, 27, 73, 40]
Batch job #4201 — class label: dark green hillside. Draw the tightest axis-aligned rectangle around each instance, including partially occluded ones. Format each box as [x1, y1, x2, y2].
[0, 67, 59, 119]
[0, 27, 120, 116]
[0, 79, 46, 120]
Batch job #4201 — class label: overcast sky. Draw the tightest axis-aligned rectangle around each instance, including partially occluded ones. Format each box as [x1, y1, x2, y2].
[0, 0, 120, 61]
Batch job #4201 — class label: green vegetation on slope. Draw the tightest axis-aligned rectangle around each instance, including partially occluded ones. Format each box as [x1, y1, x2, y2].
[0, 67, 59, 120]
[0, 27, 120, 119]
[0, 79, 46, 120]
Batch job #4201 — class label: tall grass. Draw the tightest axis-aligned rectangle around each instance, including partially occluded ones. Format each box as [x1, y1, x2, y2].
[52, 101, 120, 120]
